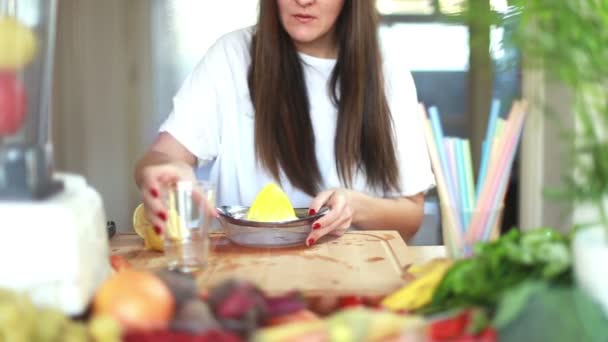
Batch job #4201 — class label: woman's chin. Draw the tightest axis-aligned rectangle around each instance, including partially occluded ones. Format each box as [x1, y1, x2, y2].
[286, 29, 323, 46]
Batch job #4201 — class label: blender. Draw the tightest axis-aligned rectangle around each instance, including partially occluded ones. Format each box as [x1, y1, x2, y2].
[0, 0, 110, 315]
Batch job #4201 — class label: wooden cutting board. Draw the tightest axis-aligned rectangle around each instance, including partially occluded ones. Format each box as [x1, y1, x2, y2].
[110, 231, 446, 297]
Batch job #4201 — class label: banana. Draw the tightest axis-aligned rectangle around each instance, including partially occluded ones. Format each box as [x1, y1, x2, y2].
[382, 259, 453, 311]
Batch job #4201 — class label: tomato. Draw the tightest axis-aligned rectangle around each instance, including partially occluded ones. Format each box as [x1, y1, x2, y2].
[428, 311, 498, 342]
[428, 311, 470, 340]
[0, 72, 26, 135]
[338, 295, 364, 308]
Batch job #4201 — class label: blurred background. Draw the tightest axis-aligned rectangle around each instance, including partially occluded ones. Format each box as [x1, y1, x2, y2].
[49, 0, 572, 244]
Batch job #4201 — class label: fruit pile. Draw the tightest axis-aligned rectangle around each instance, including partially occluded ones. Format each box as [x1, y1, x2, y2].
[0, 16, 37, 135]
[96, 259, 322, 342]
[0, 288, 121, 341]
[7, 228, 570, 341]
[0, 253, 498, 342]
[95, 255, 446, 341]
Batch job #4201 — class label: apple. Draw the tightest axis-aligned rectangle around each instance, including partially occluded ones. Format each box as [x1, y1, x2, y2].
[0, 72, 27, 135]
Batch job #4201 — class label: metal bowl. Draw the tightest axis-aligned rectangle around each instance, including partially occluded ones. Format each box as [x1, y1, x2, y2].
[216, 206, 329, 248]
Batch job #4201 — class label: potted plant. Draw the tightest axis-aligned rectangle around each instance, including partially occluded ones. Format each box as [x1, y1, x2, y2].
[485, 0, 608, 314]
[448, 0, 608, 314]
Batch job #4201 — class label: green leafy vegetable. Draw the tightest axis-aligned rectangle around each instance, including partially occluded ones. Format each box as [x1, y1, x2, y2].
[495, 281, 608, 342]
[418, 228, 572, 315]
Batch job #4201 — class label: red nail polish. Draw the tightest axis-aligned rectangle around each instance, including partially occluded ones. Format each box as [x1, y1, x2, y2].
[313, 223, 321, 230]
[307, 238, 315, 246]
[308, 209, 316, 216]
[150, 188, 159, 198]
[157, 212, 167, 221]
[153, 225, 162, 235]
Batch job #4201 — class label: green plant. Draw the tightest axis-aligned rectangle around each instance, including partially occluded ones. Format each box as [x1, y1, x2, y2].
[512, 0, 608, 233]
[455, 0, 608, 234]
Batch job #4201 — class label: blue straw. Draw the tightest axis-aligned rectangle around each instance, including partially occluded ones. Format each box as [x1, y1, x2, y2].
[428, 107, 458, 212]
[455, 139, 470, 230]
[476, 99, 501, 199]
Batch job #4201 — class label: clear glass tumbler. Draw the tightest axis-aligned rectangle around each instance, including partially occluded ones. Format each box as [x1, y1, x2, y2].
[440, 203, 503, 259]
[164, 180, 215, 273]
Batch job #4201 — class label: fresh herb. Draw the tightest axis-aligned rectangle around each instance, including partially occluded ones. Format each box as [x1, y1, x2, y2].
[417, 228, 572, 315]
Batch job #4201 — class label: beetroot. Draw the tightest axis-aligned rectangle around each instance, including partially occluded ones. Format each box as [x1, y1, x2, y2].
[265, 292, 306, 318]
[207, 280, 269, 337]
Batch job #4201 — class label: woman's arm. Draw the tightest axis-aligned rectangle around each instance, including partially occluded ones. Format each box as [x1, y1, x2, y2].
[349, 191, 425, 240]
[306, 189, 425, 246]
[134, 132, 200, 231]
[134, 132, 197, 188]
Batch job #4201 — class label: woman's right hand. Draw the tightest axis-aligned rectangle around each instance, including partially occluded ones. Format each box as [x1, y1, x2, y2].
[139, 160, 197, 234]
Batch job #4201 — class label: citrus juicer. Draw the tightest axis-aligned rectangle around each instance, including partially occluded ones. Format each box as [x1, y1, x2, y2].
[216, 183, 329, 247]
[0, 0, 110, 315]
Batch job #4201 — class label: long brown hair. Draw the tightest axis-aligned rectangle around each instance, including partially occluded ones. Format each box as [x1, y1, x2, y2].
[248, 0, 400, 196]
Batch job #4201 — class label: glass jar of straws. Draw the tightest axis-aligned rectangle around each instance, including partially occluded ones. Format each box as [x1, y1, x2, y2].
[440, 203, 503, 259]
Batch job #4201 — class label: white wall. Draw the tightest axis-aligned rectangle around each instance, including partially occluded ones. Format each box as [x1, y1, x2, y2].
[52, 1, 261, 232]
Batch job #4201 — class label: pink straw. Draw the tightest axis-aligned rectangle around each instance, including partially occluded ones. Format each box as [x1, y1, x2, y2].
[466, 101, 528, 242]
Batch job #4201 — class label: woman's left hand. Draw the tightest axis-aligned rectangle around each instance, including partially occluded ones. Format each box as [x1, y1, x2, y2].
[306, 189, 354, 246]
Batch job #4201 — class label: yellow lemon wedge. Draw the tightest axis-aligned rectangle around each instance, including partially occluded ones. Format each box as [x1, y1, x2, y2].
[246, 183, 298, 222]
[132, 204, 164, 252]
[0, 17, 37, 70]
[166, 191, 191, 241]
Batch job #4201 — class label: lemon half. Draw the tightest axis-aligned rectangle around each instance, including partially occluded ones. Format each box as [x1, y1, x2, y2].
[132, 204, 164, 252]
[246, 183, 298, 222]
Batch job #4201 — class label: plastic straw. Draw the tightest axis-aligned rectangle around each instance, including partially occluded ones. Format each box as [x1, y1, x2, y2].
[467, 106, 516, 241]
[444, 139, 459, 202]
[444, 138, 463, 227]
[455, 139, 470, 229]
[476, 99, 502, 198]
[476, 140, 487, 200]
[428, 107, 458, 208]
[417, 104, 462, 255]
[463, 139, 476, 211]
[495, 118, 505, 138]
[481, 102, 528, 240]
[468, 101, 527, 241]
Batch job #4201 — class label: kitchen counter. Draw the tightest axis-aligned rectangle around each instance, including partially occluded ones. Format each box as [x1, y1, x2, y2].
[110, 231, 446, 297]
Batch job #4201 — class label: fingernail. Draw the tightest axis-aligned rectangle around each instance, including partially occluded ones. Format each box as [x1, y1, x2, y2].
[150, 188, 159, 198]
[308, 209, 316, 216]
[313, 223, 321, 230]
[307, 238, 315, 246]
[153, 225, 162, 235]
[157, 211, 167, 221]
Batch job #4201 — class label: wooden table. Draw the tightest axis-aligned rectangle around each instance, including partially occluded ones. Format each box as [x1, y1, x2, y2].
[110, 231, 446, 297]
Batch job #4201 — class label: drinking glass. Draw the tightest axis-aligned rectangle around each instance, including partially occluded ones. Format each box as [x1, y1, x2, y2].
[163, 180, 215, 273]
[440, 203, 503, 259]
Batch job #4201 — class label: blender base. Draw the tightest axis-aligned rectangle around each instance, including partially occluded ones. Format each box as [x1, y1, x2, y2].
[0, 173, 111, 315]
[0, 144, 65, 200]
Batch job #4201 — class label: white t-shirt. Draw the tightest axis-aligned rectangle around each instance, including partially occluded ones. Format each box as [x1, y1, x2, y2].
[160, 27, 435, 208]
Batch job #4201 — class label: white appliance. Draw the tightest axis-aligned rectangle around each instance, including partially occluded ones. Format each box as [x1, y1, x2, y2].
[0, 173, 110, 315]
[0, 0, 110, 315]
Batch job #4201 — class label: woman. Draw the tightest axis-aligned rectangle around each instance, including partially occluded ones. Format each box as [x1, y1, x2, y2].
[135, 0, 435, 245]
